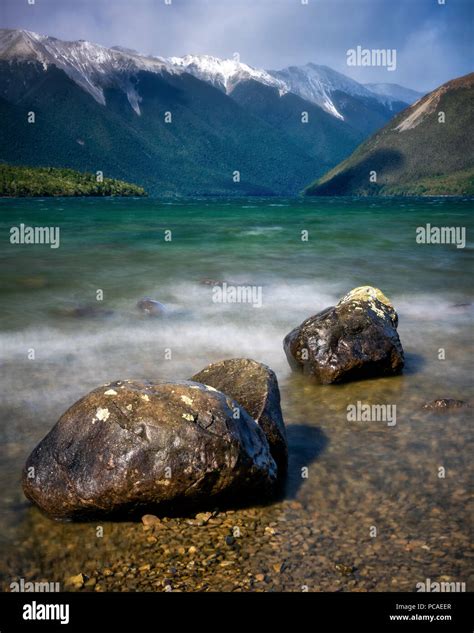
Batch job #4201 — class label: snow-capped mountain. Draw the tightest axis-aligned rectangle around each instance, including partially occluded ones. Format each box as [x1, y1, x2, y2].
[166, 54, 288, 96]
[0, 28, 422, 196]
[170, 57, 417, 121]
[0, 29, 174, 113]
[0, 29, 417, 122]
[269, 63, 377, 119]
[364, 83, 423, 106]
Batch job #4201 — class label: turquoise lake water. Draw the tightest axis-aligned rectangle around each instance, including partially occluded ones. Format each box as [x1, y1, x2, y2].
[0, 196, 472, 589]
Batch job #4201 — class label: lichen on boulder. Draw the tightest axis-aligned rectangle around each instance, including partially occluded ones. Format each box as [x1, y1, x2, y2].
[284, 286, 404, 384]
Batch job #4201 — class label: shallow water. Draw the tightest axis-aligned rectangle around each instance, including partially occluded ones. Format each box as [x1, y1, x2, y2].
[0, 196, 472, 591]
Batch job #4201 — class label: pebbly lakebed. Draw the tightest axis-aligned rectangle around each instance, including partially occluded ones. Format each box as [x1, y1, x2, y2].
[0, 195, 472, 592]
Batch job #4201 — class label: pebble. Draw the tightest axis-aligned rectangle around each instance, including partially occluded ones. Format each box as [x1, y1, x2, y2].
[65, 573, 85, 588]
[194, 512, 213, 525]
[141, 515, 161, 528]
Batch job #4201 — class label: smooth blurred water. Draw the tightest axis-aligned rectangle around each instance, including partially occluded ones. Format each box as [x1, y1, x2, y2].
[0, 197, 472, 585]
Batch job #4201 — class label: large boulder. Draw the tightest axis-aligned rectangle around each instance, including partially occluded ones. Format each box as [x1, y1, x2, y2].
[191, 359, 288, 474]
[284, 286, 404, 384]
[22, 380, 277, 520]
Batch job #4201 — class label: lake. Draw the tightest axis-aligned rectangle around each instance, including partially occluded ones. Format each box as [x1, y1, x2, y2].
[0, 196, 472, 591]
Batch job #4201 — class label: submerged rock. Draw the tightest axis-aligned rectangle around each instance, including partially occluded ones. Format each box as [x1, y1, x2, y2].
[191, 359, 287, 474]
[423, 398, 469, 411]
[136, 297, 166, 317]
[199, 278, 225, 287]
[22, 380, 276, 520]
[284, 286, 404, 384]
[55, 304, 114, 319]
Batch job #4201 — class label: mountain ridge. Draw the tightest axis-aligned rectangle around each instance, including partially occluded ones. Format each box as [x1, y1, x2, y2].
[0, 28, 428, 197]
[0, 29, 419, 121]
[305, 72, 474, 196]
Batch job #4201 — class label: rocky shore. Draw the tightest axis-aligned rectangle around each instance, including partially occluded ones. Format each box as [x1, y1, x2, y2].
[3, 286, 470, 593]
[3, 390, 471, 592]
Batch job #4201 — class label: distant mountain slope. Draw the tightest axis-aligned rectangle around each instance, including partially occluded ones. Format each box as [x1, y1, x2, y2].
[229, 80, 364, 169]
[305, 73, 474, 196]
[364, 82, 423, 106]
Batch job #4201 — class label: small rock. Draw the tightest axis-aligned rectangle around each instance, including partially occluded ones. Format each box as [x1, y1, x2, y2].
[255, 573, 265, 582]
[65, 573, 85, 587]
[423, 399, 469, 410]
[335, 563, 355, 576]
[142, 514, 161, 527]
[136, 297, 166, 317]
[195, 512, 213, 525]
[225, 535, 235, 546]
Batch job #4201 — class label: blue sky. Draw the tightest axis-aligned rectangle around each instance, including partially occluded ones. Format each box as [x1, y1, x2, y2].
[1, 0, 472, 91]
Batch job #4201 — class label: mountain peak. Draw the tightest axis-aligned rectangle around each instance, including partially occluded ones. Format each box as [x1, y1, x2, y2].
[0, 28, 172, 111]
[167, 53, 287, 94]
[269, 63, 373, 119]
